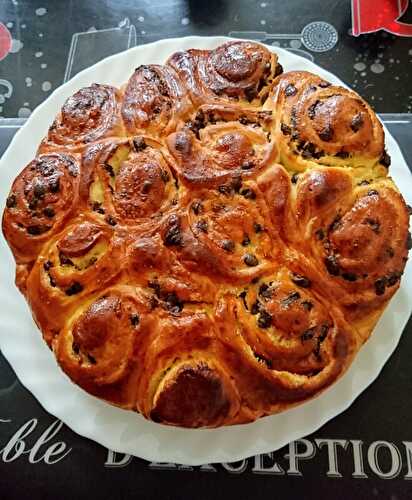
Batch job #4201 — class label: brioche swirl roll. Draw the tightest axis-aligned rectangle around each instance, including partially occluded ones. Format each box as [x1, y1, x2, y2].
[289, 167, 410, 339]
[54, 285, 151, 407]
[136, 307, 240, 427]
[26, 216, 123, 344]
[2, 153, 81, 265]
[40, 84, 125, 152]
[167, 105, 277, 186]
[268, 71, 386, 173]
[121, 64, 192, 137]
[168, 41, 282, 106]
[83, 136, 176, 226]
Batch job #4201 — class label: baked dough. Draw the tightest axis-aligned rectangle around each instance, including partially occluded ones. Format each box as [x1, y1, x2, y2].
[2, 41, 411, 427]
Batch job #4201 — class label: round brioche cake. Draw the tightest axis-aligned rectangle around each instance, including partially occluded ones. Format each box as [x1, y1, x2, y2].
[2, 41, 411, 428]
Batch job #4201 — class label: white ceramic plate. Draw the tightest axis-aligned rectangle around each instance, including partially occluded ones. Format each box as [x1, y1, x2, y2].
[0, 36, 411, 466]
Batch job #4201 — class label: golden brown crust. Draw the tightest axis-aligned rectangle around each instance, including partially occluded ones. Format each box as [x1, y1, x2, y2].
[2, 43, 410, 428]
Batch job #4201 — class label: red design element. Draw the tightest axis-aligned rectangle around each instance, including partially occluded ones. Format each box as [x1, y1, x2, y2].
[352, 0, 412, 36]
[0, 22, 12, 61]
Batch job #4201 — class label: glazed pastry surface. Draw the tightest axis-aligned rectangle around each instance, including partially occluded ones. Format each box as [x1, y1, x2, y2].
[3, 41, 410, 427]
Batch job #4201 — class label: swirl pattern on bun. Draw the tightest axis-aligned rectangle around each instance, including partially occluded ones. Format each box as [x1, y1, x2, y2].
[2, 42, 410, 428]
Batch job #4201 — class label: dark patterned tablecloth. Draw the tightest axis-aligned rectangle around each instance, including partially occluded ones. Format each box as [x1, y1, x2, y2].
[1, 1, 412, 499]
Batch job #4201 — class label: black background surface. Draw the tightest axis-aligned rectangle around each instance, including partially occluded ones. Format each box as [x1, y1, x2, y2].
[1, 1, 412, 498]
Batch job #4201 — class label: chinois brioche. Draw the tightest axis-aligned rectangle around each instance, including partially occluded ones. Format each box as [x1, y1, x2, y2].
[2, 41, 411, 428]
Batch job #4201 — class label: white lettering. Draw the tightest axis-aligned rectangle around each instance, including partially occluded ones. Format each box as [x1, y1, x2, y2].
[252, 453, 285, 475]
[0, 418, 71, 465]
[367, 441, 402, 479]
[105, 449, 133, 468]
[285, 439, 316, 476]
[403, 442, 412, 480]
[1, 419, 37, 462]
[199, 463, 217, 472]
[221, 460, 248, 474]
[351, 440, 368, 479]
[315, 438, 348, 478]
[148, 461, 177, 470]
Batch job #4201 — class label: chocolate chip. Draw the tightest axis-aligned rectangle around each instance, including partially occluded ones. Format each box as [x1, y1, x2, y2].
[240, 188, 256, 200]
[65, 281, 83, 296]
[242, 234, 251, 246]
[72, 342, 80, 355]
[318, 124, 333, 142]
[164, 292, 184, 314]
[33, 179, 46, 199]
[142, 180, 152, 194]
[49, 177, 60, 193]
[301, 328, 315, 342]
[316, 228, 325, 240]
[318, 324, 329, 342]
[281, 123, 291, 135]
[87, 354, 96, 364]
[133, 137, 147, 152]
[275, 63, 283, 77]
[358, 179, 370, 186]
[364, 218, 380, 234]
[325, 255, 340, 276]
[367, 190, 379, 197]
[59, 252, 74, 266]
[285, 84, 297, 97]
[164, 215, 182, 247]
[301, 300, 313, 311]
[129, 313, 139, 327]
[307, 101, 319, 120]
[49, 274, 56, 287]
[257, 310, 272, 329]
[92, 201, 104, 214]
[239, 115, 252, 126]
[336, 151, 349, 159]
[103, 163, 115, 177]
[254, 352, 273, 368]
[291, 273, 311, 288]
[245, 87, 258, 102]
[386, 247, 395, 258]
[350, 113, 364, 132]
[244, 253, 259, 267]
[27, 224, 50, 236]
[160, 169, 170, 183]
[239, 290, 248, 310]
[196, 219, 208, 233]
[380, 150, 391, 168]
[231, 176, 242, 194]
[281, 291, 301, 307]
[221, 239, 235, 252]
[387, 271, 402, 287]
[218, 184, 231, 195]
[259, 283, 273, 299]
[6, 194, 16, 208]
[43, 260, 53, 271]
[28, 199, 38, 210]
[251, 301, 261, 314]
[342, 272, 357, 282]
[241, 160, 255, 170]
[253, 222, 263, 233]
[191, 200, 203, 215]
[318, 81, 331, 88]
[291, 173, 299, 184]
[106, 215, 117, 226]
[43, 207, 55, 218]
[329, 215, 342, 232]
[374, 277, 387, 296]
